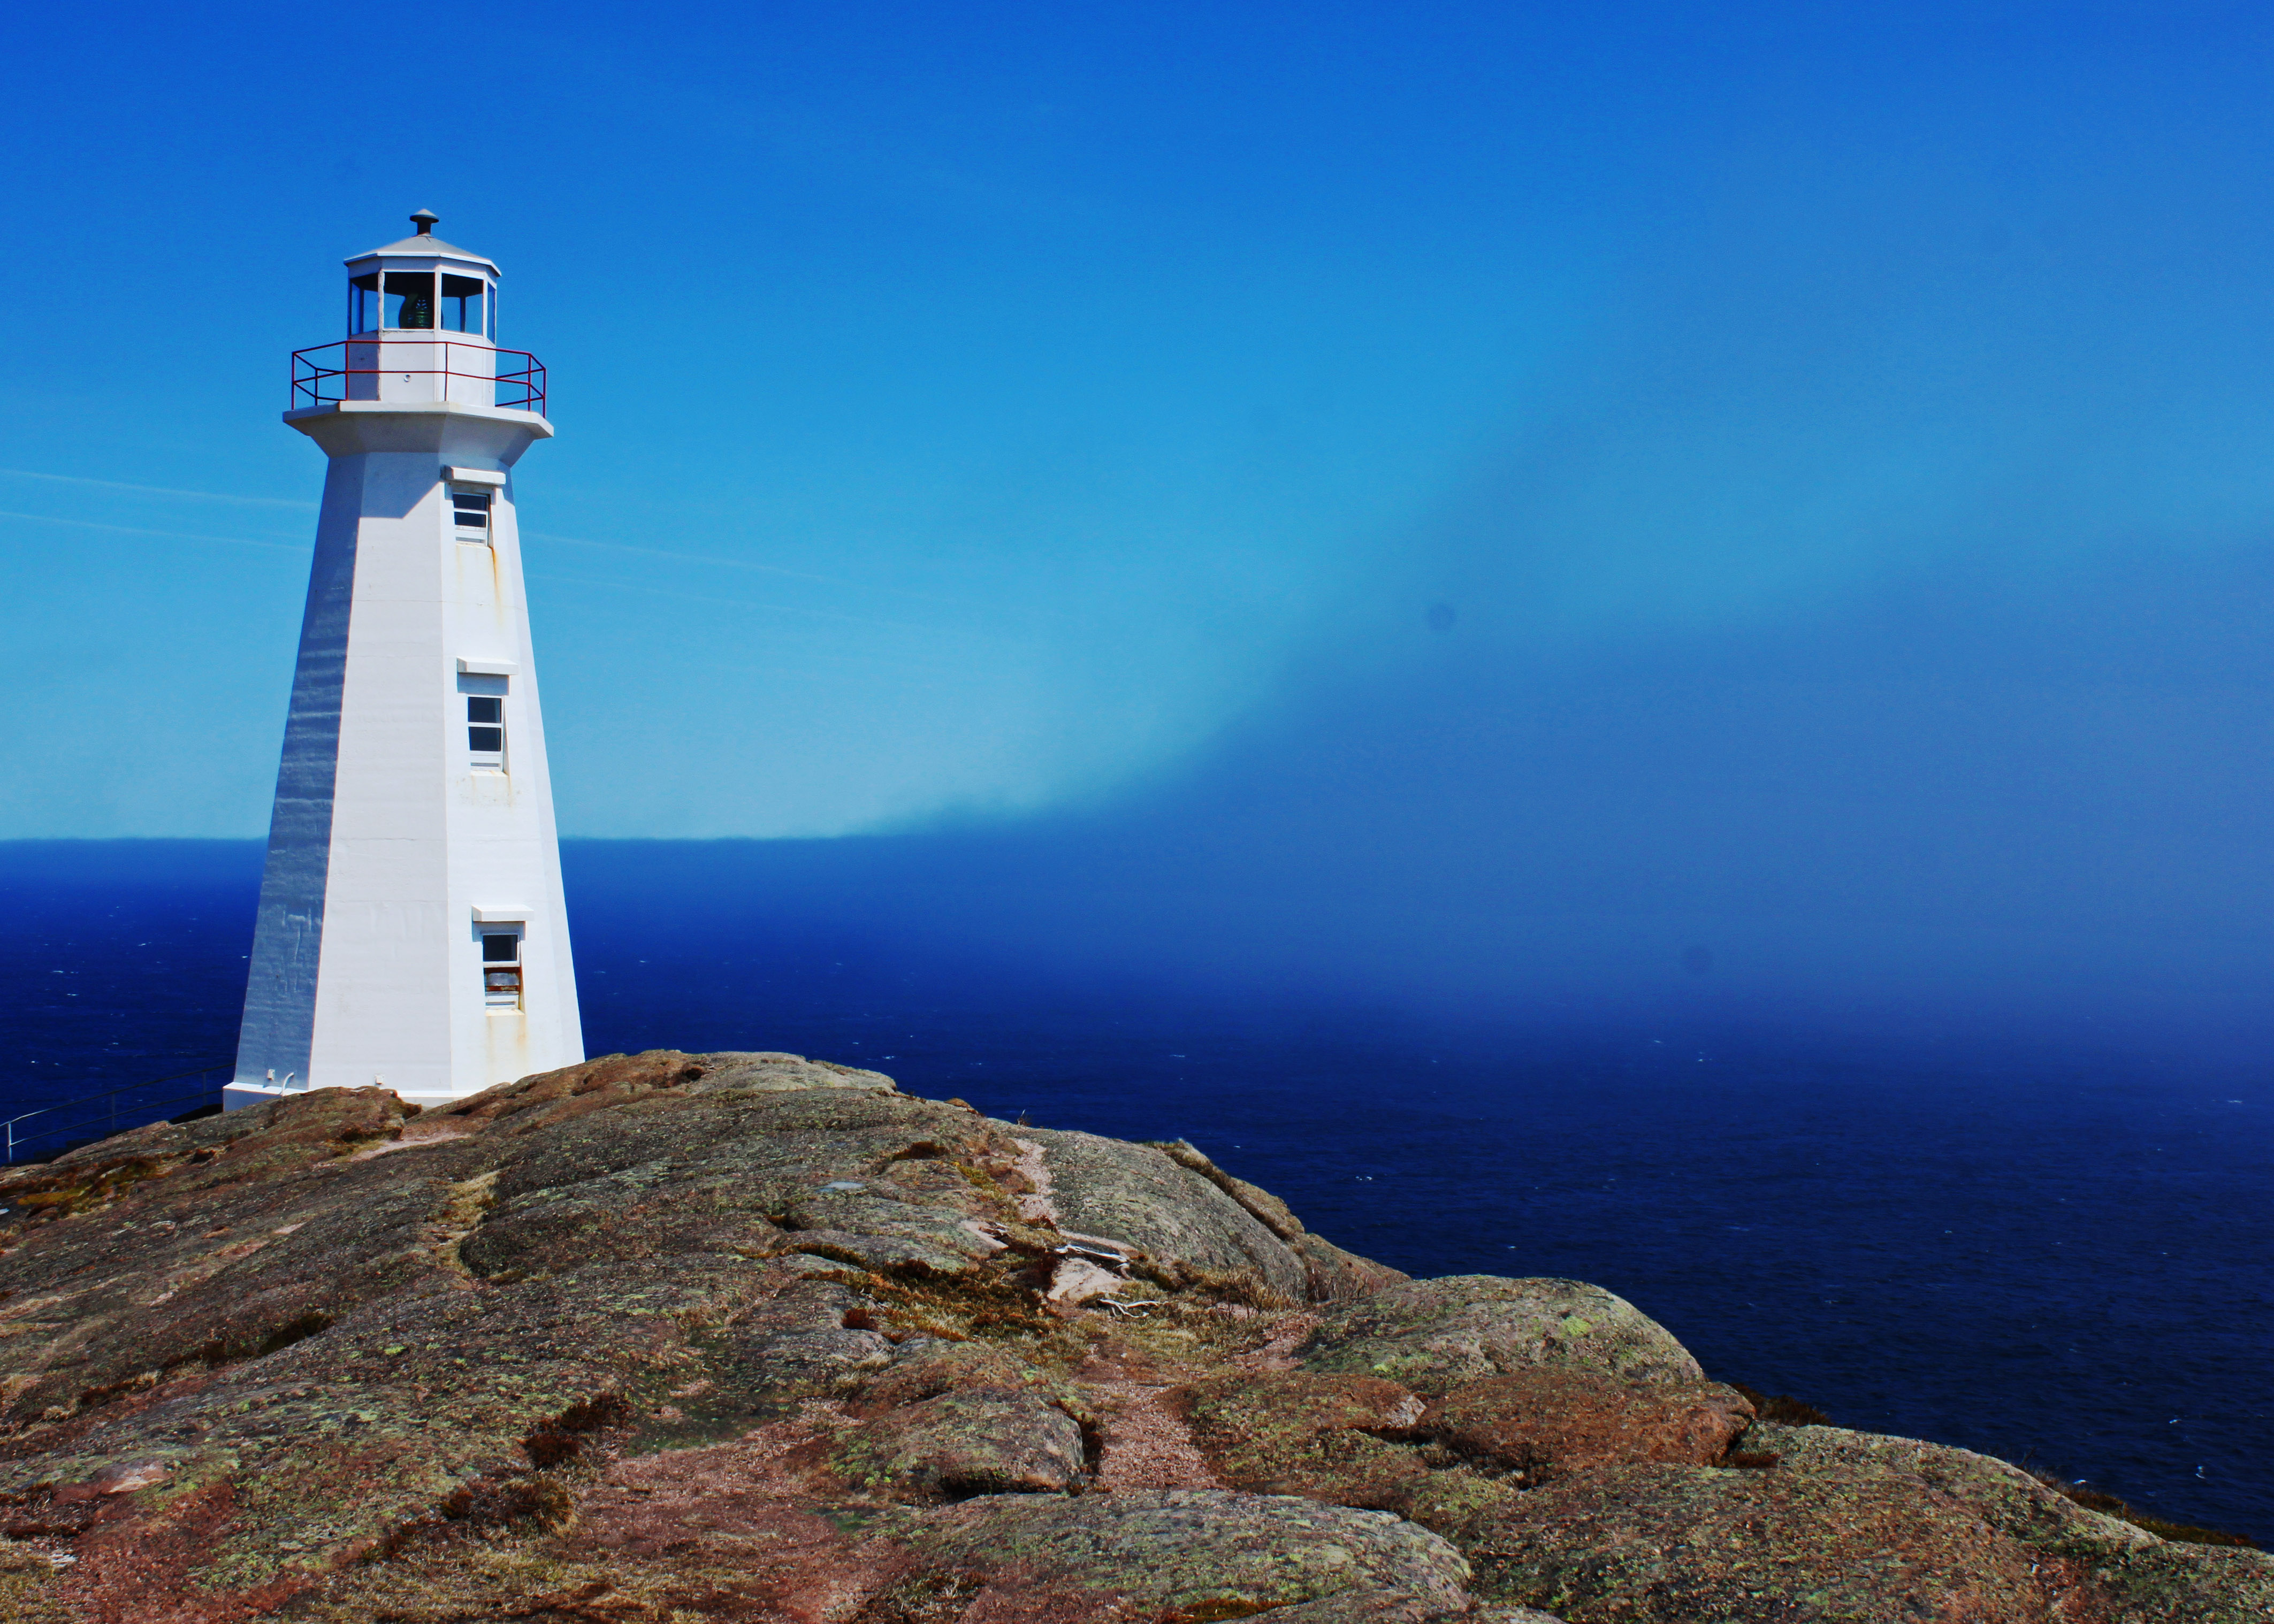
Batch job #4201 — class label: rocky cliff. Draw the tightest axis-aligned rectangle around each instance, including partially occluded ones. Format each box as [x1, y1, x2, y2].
[0, 1051, 2262, 1622]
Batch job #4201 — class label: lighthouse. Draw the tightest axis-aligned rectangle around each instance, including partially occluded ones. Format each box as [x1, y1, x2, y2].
[225, 212, 583, 1110]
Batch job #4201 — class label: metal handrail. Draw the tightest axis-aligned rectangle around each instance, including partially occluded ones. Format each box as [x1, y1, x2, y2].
[2, 1061, 233, 1165]
[289, 338, 547, 415]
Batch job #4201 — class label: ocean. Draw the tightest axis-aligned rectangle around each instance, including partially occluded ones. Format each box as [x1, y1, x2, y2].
[3, 838, 2268, 1542]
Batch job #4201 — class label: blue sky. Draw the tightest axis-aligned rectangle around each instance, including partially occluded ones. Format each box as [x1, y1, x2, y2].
[6, 2, 2274, 854]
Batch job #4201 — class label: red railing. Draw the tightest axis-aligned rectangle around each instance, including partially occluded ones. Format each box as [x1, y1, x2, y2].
[291, 338, 547, 415]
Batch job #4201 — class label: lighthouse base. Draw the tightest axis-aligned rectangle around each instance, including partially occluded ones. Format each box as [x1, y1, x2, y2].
[223, 1081, 497, 1114]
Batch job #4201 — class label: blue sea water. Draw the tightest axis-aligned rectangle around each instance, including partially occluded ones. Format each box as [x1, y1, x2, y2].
[2, 839, 2268, 1543]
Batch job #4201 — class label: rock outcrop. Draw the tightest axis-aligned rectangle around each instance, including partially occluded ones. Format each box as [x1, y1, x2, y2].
[0, 1049, 2259, 1622]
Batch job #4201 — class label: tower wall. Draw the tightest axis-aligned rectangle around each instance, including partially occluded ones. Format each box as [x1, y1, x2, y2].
[231, 402, 581, 1108]
[231, 468, 361, 1087]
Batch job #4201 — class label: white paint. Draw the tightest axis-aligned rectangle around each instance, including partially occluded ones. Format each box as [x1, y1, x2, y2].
[230, 225, 582, 1112]
[341, 336, 499, 406]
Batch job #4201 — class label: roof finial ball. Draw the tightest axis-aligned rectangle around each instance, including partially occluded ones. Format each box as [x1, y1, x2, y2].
[410, 208, 440, 235]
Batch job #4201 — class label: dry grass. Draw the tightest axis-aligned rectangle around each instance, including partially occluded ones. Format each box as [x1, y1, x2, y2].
[1728, 1381, 2260, 1551]
[1726, 1381, 1832, 1426]
[2015, 1460, 2261, 1550]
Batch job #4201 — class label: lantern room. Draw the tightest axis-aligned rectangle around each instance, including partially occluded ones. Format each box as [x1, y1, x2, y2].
[347, 209, 497, 340]
[291, 210, 545, 415]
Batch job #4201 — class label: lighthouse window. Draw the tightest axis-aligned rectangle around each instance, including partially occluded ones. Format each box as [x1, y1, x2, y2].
[441, 274, 485, 333]
[383, 271, 436, 330]
[467, 696, 505, 759]
[452, 489, 492, 535]
[481, 931, 522, 1008]
[349, 273, 380, 334]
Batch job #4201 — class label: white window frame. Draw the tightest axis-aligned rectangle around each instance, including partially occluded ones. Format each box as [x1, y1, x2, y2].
[466, 691, 506, 770]
[449, 486, 493, 541]
[479, 925, 524, 1009]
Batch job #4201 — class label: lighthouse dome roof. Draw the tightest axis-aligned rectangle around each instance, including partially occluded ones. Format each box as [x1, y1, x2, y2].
[346, 211, 500, 273]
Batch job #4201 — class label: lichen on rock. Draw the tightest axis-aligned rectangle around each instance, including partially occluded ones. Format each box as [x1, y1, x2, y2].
[1297, 1275, 1708, 1393]
[1422, 1369, 1754, 1484]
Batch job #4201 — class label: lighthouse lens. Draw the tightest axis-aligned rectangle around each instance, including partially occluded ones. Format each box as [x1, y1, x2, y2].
[383, 271, 436, 329]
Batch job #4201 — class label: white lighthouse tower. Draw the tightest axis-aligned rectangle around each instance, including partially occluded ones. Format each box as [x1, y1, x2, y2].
[226, 211, 583, 1110]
